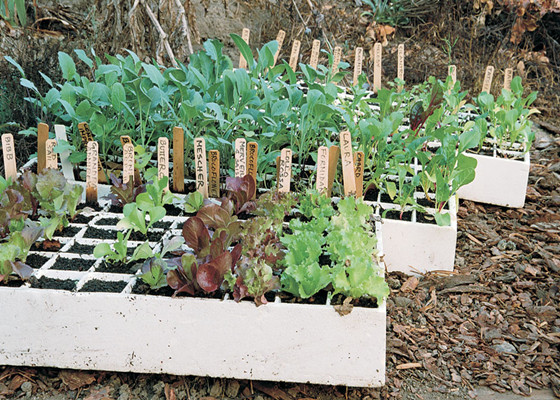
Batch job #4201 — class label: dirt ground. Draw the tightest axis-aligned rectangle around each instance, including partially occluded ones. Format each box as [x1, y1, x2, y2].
[0, 1, 559, 399]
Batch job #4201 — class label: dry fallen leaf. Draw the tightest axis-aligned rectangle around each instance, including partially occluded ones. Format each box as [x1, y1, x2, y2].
[400, 276, 419, 293]
[334, 297, 354, 316]
[59, 371, 96, 390]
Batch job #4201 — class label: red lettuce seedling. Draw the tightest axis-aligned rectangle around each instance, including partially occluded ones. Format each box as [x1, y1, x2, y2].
[105, 173, 146, 207]
[225, 175, 256, 215]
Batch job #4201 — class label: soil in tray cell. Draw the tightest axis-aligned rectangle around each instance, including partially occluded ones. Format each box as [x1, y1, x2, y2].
[68, 242, 96, 255]
[78, 203, 104, 212]
[97, 217, 172, 230]
[416, 212, 437, 225]
[97, 260, 142, 274]
[382, 209, 413, 222]
[71, 214, 91, 224]
[30, 276, 77, 291]
[53, 225, 83, 238]
[132, 280, 175, 296]
[79, 280, 128, 293]
[83, 227, 164, 242]
[31, 240, 63, 252]
[164, 204, 183, 216]
[51, 257, 95, 272]
[26, 253, 51, 269]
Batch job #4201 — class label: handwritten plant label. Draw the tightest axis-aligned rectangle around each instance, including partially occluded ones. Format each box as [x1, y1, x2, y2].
[448, 65, 457, 85]
[373, 43, 382, 93]
[235, 138, 247, 177]
[157, 137, 169, 191]
[120, 135, 132, 147]
[86, 141, 98, 203]
[45, 139, 58, 170]
[331, 46, 342, 76]
[78, 122, 105, 182]
[278, 148, 292, 193]
[276, 155, 281, 183]
[37, 122, 49, 172]
[239, 28, 250, 69]
[273, 30, 286, 66]
[397, 44, 404, 91]
[289, 40, 301, 71]
[247, 141, 258, 182]
[310, 39, 320, 69]
[194, 137, 208, 198]
[482, 65, 494, 94]
[354, 151, 364, 198]
[340, 131, 356, 197]
[504, 68, 513, 90]
[54, 125, 74, 180]
[316, 146, 329, 193]
[172, 127, 184, 193]
[1, 133, 16, 180]
[122, 143, 135, 184]
[209, 150, 220, 198]
[353, 47, 363, 85]
[327, 145, 340, 197]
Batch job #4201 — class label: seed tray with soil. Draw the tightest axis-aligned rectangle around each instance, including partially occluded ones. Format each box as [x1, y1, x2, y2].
[30, 276, 77, 291]
[78, 279, 128, 293]
[26, 253, 51, 269]
[50, 257, 95, 272]
[96, 260, 142, 274]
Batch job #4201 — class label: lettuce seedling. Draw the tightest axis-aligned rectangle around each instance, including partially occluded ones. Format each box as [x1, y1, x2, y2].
[105, 173, 146, 207]
[225, 175, 256, 215]
[0, 177, 28, 238]
[139, 236, 185, 290]
[0, 224, 43, 284]
[93, 231, 153, 266]
[184, 191, 204, 213]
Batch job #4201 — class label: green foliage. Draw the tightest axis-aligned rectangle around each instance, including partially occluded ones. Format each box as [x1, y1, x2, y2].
[0, 0, 27, 26]
[184, 191, 204, 213]
[0, 224, 42, 284]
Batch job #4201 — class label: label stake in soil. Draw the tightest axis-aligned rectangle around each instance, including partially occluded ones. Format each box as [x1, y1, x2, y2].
[209, 150, 220, 198]
[1, 133, 16, 180]
[247, 141, 258, 190]
[273, 30, 286, 66]
[235, 138, 247, 178]
[373, 43, 382, 93]
[172, 127, 185, 193]
[332, 46, 342, 76]
[276, 155, 281, 183]
[239, 28, 250, 69]
[353, 47, 363, 86]
[122, 143, 135, 185]
[120, 136, 132, 147]
[316, 146, 329, 193]
[289, 40, 301, 71]
[194, 137, 208, 198]
[54, 125, 74, 180]
[45, 139, 57, 170]
[397, 44, 404, 91]
[327, 145, 340, 197]
[482, 65, 494, 94]
[310, 39, 320, 69]
[278, 148, 292, 193]
[86, 141, 98, 204]
[157, 137, 169, 191]
[353, 151, 364, 198]
[37, 122, 49, 173]
[78, 122, 106, 183]
[340, 131, 356, 197]
[448, 65, 457, 85]
[504, 68, 513, 90]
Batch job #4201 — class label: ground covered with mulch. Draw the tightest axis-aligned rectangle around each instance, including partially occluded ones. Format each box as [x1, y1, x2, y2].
[1, 125, 558, 400]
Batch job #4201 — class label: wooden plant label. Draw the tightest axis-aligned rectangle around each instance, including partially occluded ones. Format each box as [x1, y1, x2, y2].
[353, 47, 363, 85]
[45, 139, 58, 170]
[86, 141, 98, 203]
[54, 125, 74, 180]
[37, 122, 49, 173]
[122, 143, 135, 184]
[327, 145, 340, 197]
[448, 65, 457, 85]
[310, 39, 321, 69]
[340, 131, 356, 197]
[276, 155, 281, 183]
[157, 137, 169, 191]
[278, 148, 292, 193]
[353, 151, 364, 198]
[78, 122, 105, 182]
[1, 133, 16, 180]
[316, 146, 329, 193]
[172, 127, 184, 193]
[273, 30, 286, 66]
[247, 141, 258, 183]
[194, 137, 208, 198]
[239, 28, 250, 69]
[208, 150, 220, 198]
[504, 68, 513, 90]
[120, 135, 132, 146]
[397, 44, 404, 91]
[289, 40, 301, 71]
[234, 138, 247, 177]
[482, 65, 494, 94]
[331, 46, 342, 76]
[373, 43, 382, 93]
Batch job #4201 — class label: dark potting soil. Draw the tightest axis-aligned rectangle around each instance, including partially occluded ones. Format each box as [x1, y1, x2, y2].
[51, 257, 95, 272]
[108, 205, 123, 214]
[277, 290, 330, 306]
[330, 293, 379, 308]
[129, 230, 164, 242]
[417, 197, 435, 208]
[131, 280, 175, 297]
[83, 227, 117, 240]
[164, 204, 183, 216]
[79, 279, 128, 293]
[26, 253, 51, 268]
[96, 217, 172, 230]
[54, 225, 83, 238]
[416, 212, 437, 225]
[79, 202, 104, 212]
[383, 209, 413, 222]
[71, 214, 91, 224]
[30, 276, 76, 291]
[97, 260, 142, 274]
[364, 187, 379, 202]
[67, 242, 95, 255]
